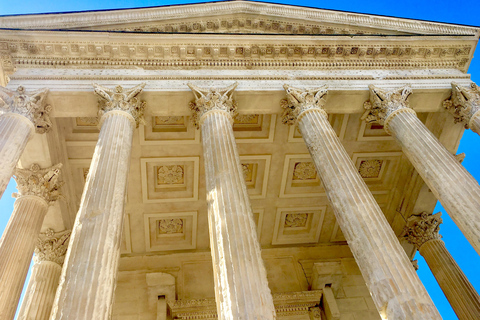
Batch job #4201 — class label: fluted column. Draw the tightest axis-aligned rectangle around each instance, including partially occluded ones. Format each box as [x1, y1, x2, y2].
[404, 212, 480, 320]
[18, 229, 71, 320]
[0, 164, 62, 320]
[188, 83, 275, 320]
[363, 85, 480, 255]
[0, 86, 51, 199]
[282, 85, 440, 320]
[444, 82, 480, 135]
[50, 83, 145, 320]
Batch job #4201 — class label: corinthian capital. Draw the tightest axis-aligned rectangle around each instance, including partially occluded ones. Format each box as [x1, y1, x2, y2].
[403, 212, 442, 249]
[362, 85, 414, 132]
[443, 82, 480, 129]
[187, 82, 238, 128]
[34, 229, 71, 265]
[0, 86, 52, 133]
[13, 163, 63, 204]
[281, 84, 328, 125]
[93, 83, 146, 127]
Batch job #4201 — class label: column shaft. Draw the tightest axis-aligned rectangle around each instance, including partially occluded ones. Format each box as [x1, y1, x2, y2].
[420, 239, 480, 320]
[298, 109, 440, 319]
[0, 196, 48, 320]
[388, 112, 480, 254]
[18, 261, 62, 320]
[0, 114, 33, 198]
[202, 111, 275, 319]
[469, 111, 480, 134]
[51, 112, 134, 320]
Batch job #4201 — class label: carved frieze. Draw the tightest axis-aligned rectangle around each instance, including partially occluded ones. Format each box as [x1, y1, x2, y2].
[1, 40, 472, 72]
[362, 84, 414, 133]
[443, 82, 480, 129]
[169, 290, 323, 319]
[93, 83, 146, 127]
[76, 117, 99, 127]
[13, 163, 62, 204]
[0, 86, 52, 133]
[281, 85, 328, 125]
[403, 212, 443, 249]
[188, 82, 238, 128]
[110, 17, 385, 35]
[34, 229, 71, 265]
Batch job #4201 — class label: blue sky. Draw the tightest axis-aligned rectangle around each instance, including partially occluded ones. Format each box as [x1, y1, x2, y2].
[0, 0, 478, 319]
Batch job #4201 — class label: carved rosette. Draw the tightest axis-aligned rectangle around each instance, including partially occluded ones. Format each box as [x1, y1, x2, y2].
[443, 82, 480, 129]
[187, 82, 238, 128]
[34, 229, 71, 266]
[93, 83, 147, 127]
[281, 84, 328, 125]
[13, 163, 62, 204]
[362, 85, 415, 134]
[404, 212, 443, 249]
[0, 86, 52, 133]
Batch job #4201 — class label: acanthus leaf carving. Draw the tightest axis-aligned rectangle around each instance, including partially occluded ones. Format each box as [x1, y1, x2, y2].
[0, 86, 52, 133]
[34, 228, 71, 265]
[362, 84, 414, 133]
[93, 83, 146, 127]
[403, 212, 443, 249]
[187, 82, 238, 128]
[281, 84, 327, 125]
[13, 163, 63, 204]
[443, 82, 480, 129]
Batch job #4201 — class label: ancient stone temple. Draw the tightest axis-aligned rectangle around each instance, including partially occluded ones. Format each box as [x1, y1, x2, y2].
[0, 1, 479, 319]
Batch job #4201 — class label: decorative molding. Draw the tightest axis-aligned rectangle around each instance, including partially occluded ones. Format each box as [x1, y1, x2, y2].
[158, 218, 184, 234]
[0, 39, 472, 72]
[403, 212, 443, 249]
[169, 290, 322, 320]
[157, 165, 184, 185]
[0, 86, 51, 133]
[293, 162, 317, 181]
[281, 84, 328, 125]
[284, 213, 308, 228]
[93, 83, 146, 127]
[358, 159, 383, 178]
[0, 1, 476, 35]
[13, 163, 62, 204]
[443, 82, 480, 129]
[362, 84, 414, 133]
[34, 229, 71, 265]
[188, 82, 238, 128]
[105, 17, 399, 36]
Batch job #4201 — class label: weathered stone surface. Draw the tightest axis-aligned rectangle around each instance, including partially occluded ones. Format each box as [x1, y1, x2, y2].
[365, 85, 480, 256]
[17, 229, 70, 320]
[444, 82, 480, 134]
[189, 83, 276, 319]
[405, 212, 480, 320]
[50, 84, 144, 320]
[284, 85, 441, 320]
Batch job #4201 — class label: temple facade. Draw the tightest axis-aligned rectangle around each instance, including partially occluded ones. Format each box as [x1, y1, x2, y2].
[0, 1, 479, 319]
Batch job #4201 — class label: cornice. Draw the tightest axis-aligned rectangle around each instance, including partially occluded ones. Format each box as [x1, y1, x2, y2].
[0, 34, 473, 74]
[0, 1, 478, 36]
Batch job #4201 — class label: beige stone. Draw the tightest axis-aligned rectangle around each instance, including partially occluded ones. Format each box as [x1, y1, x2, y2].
[364, 85, 480, 255]
[282, 85, 440, 319]
[189, 83, 275, 319]
[0, 2, 478, 320]
[50, 84, 145, 320]
[404, 212, 480, 320]
[0, 164, 62, 320]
